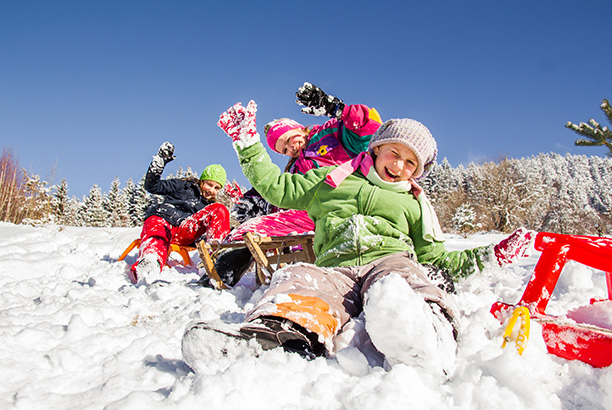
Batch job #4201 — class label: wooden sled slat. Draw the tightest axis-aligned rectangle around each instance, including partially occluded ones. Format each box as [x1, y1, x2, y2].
[196, 233, 316, 289]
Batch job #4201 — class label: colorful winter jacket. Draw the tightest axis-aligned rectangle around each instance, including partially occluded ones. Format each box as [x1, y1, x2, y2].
[291, 104, 382, 174]
[232, 104, 382, 222]
[144, 161, 215, 227]
[236, 142, 494, 279]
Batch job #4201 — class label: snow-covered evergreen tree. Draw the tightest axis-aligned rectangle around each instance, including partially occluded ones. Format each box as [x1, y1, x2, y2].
[128, 177, 150, 227]
[64, 197, 83, 226]
[168, 166, 197, 180]
[104, 177, 123, 227]
[421, 157, 462, 197]
[51, 179, 70, 225]
[452, 203, 478, 237]
[81, 184, 108, 227]
[115, 178, 132, 227]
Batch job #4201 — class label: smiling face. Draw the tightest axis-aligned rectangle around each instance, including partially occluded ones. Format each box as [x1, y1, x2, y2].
[372, 143, 419, 182]
[199, 180, 222, 201]
[274, 129, 308, 158]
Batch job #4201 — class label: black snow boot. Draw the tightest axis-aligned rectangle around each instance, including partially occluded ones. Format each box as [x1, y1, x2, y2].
[197, 247, 254, 288]
[212, 247, 254, 287]
[189, 316, 326, 360]
[238, 316, 325, 360]
[182, 316, 327, 373]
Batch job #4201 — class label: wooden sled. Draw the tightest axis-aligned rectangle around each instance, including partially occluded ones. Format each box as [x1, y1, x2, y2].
[491, 232, 612, 367]
[197, 232, 316, 290]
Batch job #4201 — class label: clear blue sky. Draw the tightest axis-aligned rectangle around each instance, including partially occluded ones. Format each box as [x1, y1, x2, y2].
[2, 0, 611, 198]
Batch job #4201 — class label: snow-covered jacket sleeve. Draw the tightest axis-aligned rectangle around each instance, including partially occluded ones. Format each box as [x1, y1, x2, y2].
[236, 142, 329, 211]
[409, 218, 495, 279]
[144, 159, 189, 195]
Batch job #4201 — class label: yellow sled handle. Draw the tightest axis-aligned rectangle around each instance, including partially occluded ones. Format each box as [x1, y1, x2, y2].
[501, 306, 530, 355]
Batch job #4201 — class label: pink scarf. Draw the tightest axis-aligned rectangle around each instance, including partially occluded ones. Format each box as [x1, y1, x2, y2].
[324, 152, 423, 197]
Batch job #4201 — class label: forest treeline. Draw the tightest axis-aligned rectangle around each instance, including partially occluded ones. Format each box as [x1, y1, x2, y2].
[1, 148, 611, 236]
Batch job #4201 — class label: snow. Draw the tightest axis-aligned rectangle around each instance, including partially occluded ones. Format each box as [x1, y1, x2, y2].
[1, 222, 611, 409]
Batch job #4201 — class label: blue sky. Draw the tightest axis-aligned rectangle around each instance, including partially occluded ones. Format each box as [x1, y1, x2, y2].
[2, 1, 611, 198]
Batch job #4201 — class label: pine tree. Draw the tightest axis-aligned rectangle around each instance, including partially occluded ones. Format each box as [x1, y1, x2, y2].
[128, 177, 150, 226]
[51, 179, 69, 224]
[81, 184, 108, 227]
[104, 177, 122, 227]
[116, 178, 132, 227]
[422, 158, 469, 232]
[452, 203, 478, 237]
[64, 197, 83, 226]
[566, 99, 612, 157]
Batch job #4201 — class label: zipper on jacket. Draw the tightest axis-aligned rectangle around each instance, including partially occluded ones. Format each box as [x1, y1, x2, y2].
[356, 185, 377, 265]
[363, 185, 376, 215]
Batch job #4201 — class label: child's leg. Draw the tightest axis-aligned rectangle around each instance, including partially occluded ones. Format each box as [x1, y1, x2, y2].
[359, 252, 458, 376]
[131, 216, 173, 276]
[359, 252, 457, 320]
[173, 203, 230, 245]
[245, 263, 359, 352]
[225, 209, 314, 242]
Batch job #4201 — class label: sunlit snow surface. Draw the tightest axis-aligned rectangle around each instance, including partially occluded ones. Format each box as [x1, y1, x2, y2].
[0, 222, 610, 410]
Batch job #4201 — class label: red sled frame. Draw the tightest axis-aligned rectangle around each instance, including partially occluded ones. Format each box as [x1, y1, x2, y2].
[491, 232, 612, 367]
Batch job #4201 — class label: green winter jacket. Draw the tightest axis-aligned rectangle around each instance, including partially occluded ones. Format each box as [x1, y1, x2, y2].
[238, 142, 493, 279]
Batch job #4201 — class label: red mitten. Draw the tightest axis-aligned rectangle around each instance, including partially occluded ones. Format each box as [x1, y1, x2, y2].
[494, 227, 537, 266]
[217, 100, 259, 148]
[223, 181, 243, 204]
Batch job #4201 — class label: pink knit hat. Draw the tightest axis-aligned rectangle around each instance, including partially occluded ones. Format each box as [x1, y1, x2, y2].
[265, 118, 304, 153]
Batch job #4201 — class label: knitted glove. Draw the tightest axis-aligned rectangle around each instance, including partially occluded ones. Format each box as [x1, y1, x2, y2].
[157, 141, 175, 163]
[295, 82, 345, 118]
[150, 141, 175, 173]
[223, 181, 243, 205]
[217, 100, 260, 149]
[494, 227, 537, 266]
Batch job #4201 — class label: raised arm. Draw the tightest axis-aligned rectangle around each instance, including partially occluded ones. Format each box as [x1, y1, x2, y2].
[144, 142, 180, 195]
[217, 100, 328, 210]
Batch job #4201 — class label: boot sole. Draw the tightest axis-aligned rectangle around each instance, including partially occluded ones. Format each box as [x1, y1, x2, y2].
[181, 321, 265, 375]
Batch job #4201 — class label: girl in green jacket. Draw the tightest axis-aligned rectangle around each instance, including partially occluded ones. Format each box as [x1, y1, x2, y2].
[183, 100, 535, 376]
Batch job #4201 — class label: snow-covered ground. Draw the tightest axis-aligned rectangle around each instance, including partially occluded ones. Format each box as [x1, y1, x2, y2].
[1, 222, 611, 410]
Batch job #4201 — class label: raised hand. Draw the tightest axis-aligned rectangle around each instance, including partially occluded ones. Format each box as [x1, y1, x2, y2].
[156, 141, 175, 163]
[494, 227, 537, 266]
[295, 82, 345, 118]
[218, 100, 260, 148]
[223, 181, 243, 204]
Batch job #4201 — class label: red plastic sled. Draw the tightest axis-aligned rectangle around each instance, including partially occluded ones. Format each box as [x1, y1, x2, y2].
[491, 232, 612, 367]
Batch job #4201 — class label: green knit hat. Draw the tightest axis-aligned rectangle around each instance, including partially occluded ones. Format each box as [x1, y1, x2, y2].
[199, 164, 226, 186]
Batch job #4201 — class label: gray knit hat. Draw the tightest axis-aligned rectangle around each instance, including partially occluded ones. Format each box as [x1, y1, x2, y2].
[368, 118, 437, 178]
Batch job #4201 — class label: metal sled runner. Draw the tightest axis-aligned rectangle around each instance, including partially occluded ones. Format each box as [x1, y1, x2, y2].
[491, 232, 612, 367]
